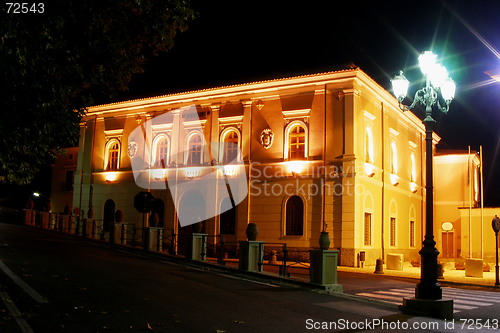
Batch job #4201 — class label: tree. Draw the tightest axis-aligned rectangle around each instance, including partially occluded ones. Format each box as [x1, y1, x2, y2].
[0, 0, 195, 184]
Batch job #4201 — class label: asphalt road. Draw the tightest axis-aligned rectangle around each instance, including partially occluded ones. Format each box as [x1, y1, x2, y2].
[0, 221, 495, 333]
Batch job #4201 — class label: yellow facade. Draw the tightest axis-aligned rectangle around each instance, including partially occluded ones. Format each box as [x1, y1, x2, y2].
[74, 68, 437, 266]
[434, 152, 489, 260]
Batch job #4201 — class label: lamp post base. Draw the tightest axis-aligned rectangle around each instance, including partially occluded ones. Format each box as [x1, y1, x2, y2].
[401, 298, 453, 320]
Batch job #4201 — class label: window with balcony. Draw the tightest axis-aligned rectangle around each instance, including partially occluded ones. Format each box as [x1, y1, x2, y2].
[284, 121, 308, 161]
[222, 130, 239, 164]
[105, 140, 120, 170]
[153, 135, 169, 168]
[187, 133, 202, 166]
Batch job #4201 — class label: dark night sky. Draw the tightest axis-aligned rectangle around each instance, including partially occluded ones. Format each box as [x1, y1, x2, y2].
[119, 0, 500, 204]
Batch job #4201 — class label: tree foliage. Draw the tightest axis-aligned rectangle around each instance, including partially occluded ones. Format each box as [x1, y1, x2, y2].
[0, 0, 195, 184]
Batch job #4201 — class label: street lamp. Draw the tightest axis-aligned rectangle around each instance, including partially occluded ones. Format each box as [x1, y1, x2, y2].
[391, 51, 456, 318]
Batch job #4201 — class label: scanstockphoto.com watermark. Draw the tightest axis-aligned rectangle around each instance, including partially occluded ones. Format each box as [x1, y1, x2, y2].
[249, 178, 365, 199]
[248, 162, 366, 199]
[305, 318, 498, 331]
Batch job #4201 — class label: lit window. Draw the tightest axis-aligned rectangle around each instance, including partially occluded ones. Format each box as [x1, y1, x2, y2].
[390, 142, 398, 174]
[410, 220, 415, 247]
[288, 124, 306, 160]
[364, 213, 372, 246]
[365, 127, 374, 164]
[285, 196, 303, 236]
[474, 166, 480, 203]
[187, 134, 202, 166]
[223, 130, 239, 164]
[154, 136, 169, 168]
[105, 140, 120, 170]
[390, 217, 396, 247]
[410, 152, 417, 182]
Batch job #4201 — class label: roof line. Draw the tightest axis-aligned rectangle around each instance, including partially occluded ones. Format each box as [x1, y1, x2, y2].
[87, 67, 360, 110]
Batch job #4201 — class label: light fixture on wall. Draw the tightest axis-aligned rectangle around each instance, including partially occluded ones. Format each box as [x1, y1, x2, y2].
[285, 160, 307, 175]
[364, 163, 375, 177]
[105, 172, 118, 183]
[390, 173, 399, 186]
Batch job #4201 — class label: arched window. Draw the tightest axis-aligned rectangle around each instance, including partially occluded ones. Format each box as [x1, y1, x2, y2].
[187, 133, 202, 166]
[288, 125, 306, 160]
[222, 130, 239, 164]
[219, 197, 236, 235]
[285, 195, 304, 236]
[284, 121, 308, 160]
[105, 140, 120, 170]
[153, 135, 169, 168]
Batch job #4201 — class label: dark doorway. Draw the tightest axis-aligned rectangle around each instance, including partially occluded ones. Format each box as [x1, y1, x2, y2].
[152, 198, 165, 227]
[176, 190, 205, 255]
[442, 232, 454, 258]
[103, 199, 115, 232]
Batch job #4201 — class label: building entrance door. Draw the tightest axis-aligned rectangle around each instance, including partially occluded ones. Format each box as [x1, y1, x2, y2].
[442, 231, 454, 258]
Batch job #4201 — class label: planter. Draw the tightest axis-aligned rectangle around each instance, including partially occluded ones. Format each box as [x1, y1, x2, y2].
[115, 210, 124, 223]
[319, 231, 330, 250]
[192, 222, 203, 233]
[149, 212, 159, 227]
[245, 223, 258, 241]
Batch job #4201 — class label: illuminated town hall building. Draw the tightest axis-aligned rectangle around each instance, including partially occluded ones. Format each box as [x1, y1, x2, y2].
[71, 67, 486, 267]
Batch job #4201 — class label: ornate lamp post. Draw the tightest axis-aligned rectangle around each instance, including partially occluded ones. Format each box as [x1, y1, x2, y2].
[391, 51, 456, 318]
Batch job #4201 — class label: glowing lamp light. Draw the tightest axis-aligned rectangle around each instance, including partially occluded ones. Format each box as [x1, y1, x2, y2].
[442, 222, 454, 231]
[105, 172, 118, 183]
[33, 192, 40, 197]
[391, 71, 409, 102]
[185, 167, 201, 178]
[418, 51, 438, 77]
[390, 173, 399, 186]
[364, 163, 375, 177]
[285, 160, 307, 175]
[428, 64, 449, 88]
[410, 182, 418, 193]
[440, 77, 456, 102]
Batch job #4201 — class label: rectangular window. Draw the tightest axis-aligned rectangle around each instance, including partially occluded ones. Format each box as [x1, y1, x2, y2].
[390, 217, 396, 247]
[187, 135, 202, 165]
[64, 170, 73, 191]
[410, 220, 415, 247]
[364, 213, 371, 246]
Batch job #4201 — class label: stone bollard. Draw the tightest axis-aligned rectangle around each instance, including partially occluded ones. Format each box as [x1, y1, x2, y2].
[239, 241, 265, 272]
[309, 249, 343, 292]
[186, 233, 207, 260]
[269, 250, 278, 264]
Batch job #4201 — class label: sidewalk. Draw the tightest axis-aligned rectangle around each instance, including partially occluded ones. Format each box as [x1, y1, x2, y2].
[338, 262, 500, 288]
[207, 257, 500, 290]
